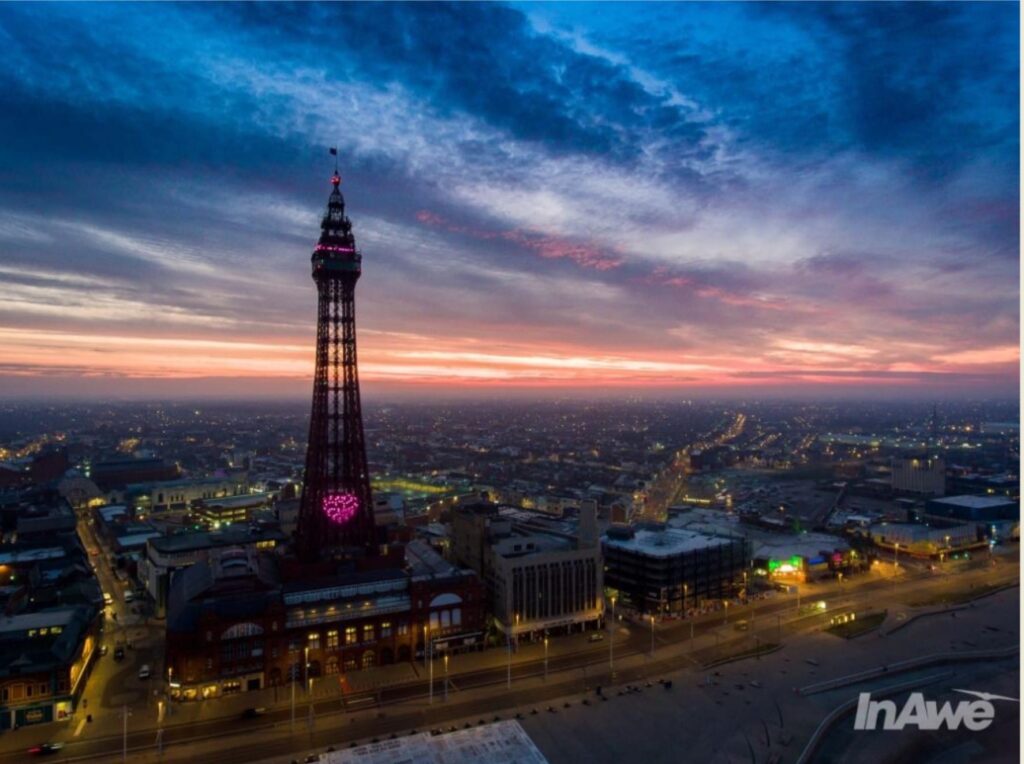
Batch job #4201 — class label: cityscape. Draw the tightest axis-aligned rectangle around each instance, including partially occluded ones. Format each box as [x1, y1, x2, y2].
[0, 3, 1019, 764]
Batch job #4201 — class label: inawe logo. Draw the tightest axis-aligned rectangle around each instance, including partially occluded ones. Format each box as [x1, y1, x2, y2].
[854, 689, 1019, 731]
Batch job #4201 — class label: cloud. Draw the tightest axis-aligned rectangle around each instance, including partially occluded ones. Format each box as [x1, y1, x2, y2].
[0, 2, 1016, 398]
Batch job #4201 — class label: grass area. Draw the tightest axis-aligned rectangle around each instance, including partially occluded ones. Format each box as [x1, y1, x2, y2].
[702, 641, 781, 668]
[909, 581, 1011, 608]
[824, 610, 887, 639]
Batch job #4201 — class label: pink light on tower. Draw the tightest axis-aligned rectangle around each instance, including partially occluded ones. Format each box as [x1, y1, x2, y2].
[322, 492, 360, 525]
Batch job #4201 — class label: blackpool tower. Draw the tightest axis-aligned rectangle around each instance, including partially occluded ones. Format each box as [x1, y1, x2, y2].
[295, 167, 377, 562]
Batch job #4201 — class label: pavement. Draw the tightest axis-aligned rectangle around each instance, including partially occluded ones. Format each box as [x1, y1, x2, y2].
[0, 545, 1016, 763]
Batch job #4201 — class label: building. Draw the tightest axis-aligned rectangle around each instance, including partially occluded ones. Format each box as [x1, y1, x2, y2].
[602, 523, 750, 615]
[451, 502, 604, 638]
[0, 608, 100, 729]
[140, 525, 286, 617]
[122, 474, 250, 515]
[90, 456, 179, 491]
[0, 492, 102, 729]
[165, 542, 484, 700]
[0, 489, 77, 542]
[891, 457, 945, 496]
[925, 495, 1018, 523]
[193, 492, 273, 527]
[865, 521, 978, 557]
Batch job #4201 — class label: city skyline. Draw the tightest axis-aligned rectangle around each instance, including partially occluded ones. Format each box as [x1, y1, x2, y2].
[0, 2, 1019, 400]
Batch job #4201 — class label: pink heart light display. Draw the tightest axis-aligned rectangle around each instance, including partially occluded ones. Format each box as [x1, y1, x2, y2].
[322, 491, 359, 525]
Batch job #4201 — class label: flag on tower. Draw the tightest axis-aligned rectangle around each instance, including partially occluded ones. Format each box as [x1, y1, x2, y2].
[329, 147, 338, 156]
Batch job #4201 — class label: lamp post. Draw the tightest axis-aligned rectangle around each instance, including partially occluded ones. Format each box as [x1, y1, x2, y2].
[893, 543, 899, 587]
[426, 624, 433, 704]
[649, 614, 655, 657]
[723, 599, 729, 627]
[543, 636, 549, 681]
[443, 654, 449, 702]
[609, 596, 616, 674]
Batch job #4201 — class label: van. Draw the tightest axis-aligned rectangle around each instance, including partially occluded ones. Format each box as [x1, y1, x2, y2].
[138, 664, 151, 680]
[124, 591, 134, 604]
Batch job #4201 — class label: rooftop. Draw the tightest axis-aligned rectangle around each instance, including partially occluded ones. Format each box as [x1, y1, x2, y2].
[325, 720, 548, 764]
[929, 495, 1016, 509]
[603, 526, 732, 558]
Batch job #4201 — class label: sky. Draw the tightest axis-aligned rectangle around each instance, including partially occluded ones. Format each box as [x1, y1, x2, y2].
[0, 2, 1018, 400]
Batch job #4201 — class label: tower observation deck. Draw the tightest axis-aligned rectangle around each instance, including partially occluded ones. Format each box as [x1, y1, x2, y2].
[295, 170, 377, 562]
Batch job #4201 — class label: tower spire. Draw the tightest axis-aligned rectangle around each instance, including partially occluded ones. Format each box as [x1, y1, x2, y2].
[296, 162, 376, 562]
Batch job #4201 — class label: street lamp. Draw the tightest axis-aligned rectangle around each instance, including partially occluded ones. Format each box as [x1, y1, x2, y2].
[609, 596, 616, 674]
[649, 614, 655, 657]
[543, 636, 549, 681]
[425, 623, 433, 704]
[443, 654, 449, 702]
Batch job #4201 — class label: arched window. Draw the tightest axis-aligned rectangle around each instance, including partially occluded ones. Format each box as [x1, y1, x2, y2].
[362, 651, 375, 670]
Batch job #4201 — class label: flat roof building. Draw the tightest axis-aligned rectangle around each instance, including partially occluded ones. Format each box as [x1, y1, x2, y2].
[602, 523, 750, 615]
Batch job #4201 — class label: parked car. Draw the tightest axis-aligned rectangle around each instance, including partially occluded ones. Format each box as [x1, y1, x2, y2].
[587, 632, 605, 642]
[241, 707, 268, 719]
[138, 664, 151, 680]
[99, 645, 108, 657]
[114, 646, 125, 661]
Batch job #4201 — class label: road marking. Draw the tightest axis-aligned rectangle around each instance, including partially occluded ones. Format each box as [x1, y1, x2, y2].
[74, 718, 87, 737]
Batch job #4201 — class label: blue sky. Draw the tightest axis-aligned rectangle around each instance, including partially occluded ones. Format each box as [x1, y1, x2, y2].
[0, 2, 1018, 399]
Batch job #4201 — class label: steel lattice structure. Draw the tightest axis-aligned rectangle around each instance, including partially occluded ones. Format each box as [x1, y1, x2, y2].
[296, 171, 376, 561]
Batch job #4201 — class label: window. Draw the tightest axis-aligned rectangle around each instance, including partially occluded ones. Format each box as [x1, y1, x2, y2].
[326, 629, 339, 649]
[26, 685, 33, 698]
[307, 632, 320, 651]
[345, 626, 357, 645]
[381, 621, 392, 639]
[288, 639, 300, 653]
[343, 657, 357, 672]
[452, 608, 462, 626]
[441, 611, 451, 628]
[363, 624, 374, 643]
[398, 622, 408, 636]
[430, 612, 440, 630]
[362, 650, 375, 669]
[38, 684, 47, 696]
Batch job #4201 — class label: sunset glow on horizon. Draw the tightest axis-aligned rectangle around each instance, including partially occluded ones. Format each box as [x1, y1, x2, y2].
[0, 3, 1018, 399]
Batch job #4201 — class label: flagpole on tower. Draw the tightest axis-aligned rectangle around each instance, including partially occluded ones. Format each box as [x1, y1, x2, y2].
[329, 146, 338, 174]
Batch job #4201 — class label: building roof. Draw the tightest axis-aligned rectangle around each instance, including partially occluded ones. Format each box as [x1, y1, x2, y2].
[929, 495, 1015, 509]
[325, 720, 548, 764]
[149, 526, 285, 555]
[602, 527, 732, 558]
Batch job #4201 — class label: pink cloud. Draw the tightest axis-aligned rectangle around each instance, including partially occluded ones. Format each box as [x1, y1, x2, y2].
[415, 210, 622, 271]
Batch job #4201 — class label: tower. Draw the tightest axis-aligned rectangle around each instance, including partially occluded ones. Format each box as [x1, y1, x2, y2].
[296, 169, 377, 562]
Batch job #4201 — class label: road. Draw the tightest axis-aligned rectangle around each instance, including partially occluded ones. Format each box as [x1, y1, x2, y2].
[4, 549, 1014, 764]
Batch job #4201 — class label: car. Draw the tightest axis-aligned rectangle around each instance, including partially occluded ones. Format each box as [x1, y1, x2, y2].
[99, 645, 108, 656]
[587, 632, 605, 642]
[114, 646, 125, 661]
[124, 591, 135, 603]
[241, 707, 268, 719]
[27, 743, 64, 756]
[138, 664, 151, 680]
[103, 592, 113, 606]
